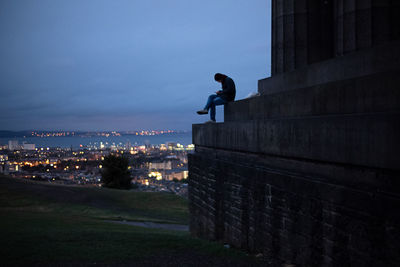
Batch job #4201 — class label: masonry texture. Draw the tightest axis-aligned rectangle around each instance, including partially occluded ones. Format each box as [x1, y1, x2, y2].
[189, 0, 400, 266]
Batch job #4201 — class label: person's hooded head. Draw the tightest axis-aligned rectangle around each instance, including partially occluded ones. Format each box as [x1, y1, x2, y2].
[214, 73, 227, 83]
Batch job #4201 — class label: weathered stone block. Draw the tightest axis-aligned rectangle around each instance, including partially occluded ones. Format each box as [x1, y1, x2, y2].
[193, 113, 400, 170]
[260, 41, 400, 95]
[188, 147, 400, 265]
[226, 70, 400, 122]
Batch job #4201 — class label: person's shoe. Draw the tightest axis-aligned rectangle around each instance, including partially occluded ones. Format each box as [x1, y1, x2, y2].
[197, 109, 208, 115]
[205, 120, 216, 124]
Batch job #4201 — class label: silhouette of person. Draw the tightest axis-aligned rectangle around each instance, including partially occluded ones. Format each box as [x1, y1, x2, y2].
[197, 73, 236, 123]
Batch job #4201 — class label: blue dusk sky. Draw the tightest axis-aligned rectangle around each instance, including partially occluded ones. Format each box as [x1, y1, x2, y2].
[0, 0, 271, 131]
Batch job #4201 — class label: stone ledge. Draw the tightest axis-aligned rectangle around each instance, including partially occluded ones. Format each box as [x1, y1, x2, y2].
[192, 112, 400, 170]
[226, 70, 400, 122]
[259, 40, 400, 95]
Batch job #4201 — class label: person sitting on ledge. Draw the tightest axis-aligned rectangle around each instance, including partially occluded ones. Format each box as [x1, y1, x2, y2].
[197, 73, 236, 123]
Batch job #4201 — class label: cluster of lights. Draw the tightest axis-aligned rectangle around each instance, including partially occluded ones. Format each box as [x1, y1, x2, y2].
[96, 131, 122, 137]
[27, 130, 183, 139]
[3, 137, 191, 184]
[31, 131, 75, 137]
[37, 147, 50, 151]
[130, 147, 138, 155]
[133, 130, 176, 136]
[148, 171, 163, 181]
[15, 158, 59, 168]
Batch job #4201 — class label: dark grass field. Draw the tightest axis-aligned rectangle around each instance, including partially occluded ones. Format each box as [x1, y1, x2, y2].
[0, 176, 263, 266]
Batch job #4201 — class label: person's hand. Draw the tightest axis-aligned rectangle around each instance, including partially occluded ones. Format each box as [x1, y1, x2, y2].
[216, 90, 222, 95]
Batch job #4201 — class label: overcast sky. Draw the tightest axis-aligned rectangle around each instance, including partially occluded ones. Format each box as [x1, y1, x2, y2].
[0, 0, 271, 131]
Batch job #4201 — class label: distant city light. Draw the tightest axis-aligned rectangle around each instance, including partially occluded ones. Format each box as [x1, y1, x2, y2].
[1, 131, 190, 191]
[148, 171, 162, 180]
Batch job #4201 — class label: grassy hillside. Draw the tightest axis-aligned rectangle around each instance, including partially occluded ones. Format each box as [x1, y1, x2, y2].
[0, 176, 188, 224]
[0, 176, 262, 266]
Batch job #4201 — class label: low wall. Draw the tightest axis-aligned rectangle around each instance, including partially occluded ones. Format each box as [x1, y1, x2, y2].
[189, 146, 400, 266]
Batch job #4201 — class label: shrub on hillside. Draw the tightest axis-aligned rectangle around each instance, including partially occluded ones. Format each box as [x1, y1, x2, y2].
[101, 155, 131, 189]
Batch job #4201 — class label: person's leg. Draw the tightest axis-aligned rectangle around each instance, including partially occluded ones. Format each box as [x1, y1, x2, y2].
[204, 94, 218, 110]
[210, 103, 216, 121]
[210, 96, 227, 121]
[213, 96, 227, 106]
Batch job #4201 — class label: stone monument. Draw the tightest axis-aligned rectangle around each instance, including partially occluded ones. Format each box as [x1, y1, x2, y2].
[189, 0, 400, 266]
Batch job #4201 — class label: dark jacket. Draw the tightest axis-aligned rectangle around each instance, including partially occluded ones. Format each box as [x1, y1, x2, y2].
[220, 76, 236, 101]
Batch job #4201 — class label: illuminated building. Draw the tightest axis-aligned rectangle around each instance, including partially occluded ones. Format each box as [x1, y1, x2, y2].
[165, 170, 188, 181]
[149, 161, 172, 170]
[8, 140, 19, 150]
[160, 144, 167, 151]
[22, 143, 35, 150]
[167, 142, 176, 150]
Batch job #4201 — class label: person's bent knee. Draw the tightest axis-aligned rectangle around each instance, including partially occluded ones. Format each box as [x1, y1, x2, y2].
[208, 94, 218, 100]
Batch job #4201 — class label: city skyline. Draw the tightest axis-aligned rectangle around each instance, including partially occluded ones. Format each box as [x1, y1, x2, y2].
[1, 0, 271, 131]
